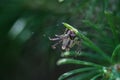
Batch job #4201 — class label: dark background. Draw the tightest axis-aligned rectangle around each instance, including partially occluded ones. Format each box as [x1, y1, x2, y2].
[0, 0, 120, 80]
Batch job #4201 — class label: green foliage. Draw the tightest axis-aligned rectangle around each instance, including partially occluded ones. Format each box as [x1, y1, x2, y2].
[105, 11, 119, 46]
[63, 23, 111, 63]
[57, 22, 120, 80]
[112, 44, 120, 63]
[57, 58, 102, 68]
[58, 67, 99, 80]
[0, 0, 120, 80]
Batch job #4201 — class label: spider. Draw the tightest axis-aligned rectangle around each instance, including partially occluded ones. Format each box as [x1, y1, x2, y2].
[49, 28, 80, 51]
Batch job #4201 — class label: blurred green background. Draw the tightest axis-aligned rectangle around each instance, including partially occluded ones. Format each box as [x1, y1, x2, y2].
[0, 0, 120, 80]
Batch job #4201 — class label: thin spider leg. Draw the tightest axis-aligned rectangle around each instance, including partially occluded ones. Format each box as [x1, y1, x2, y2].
[55, 34, 61, 37]
[51, 40, 62, 49]
[68, 40, 74, 48]
[55, 35, 64, 39]
[76, 40, 81, 54]
[49, 37, 61, 41]
[62, 38, 70, 50]
[68, 37, 78, 49]
[66, 30, 71, 35]
[64, 28, 69, 34]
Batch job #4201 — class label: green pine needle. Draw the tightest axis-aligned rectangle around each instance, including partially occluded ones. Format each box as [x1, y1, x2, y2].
[90, 73, 102, 80]
[104, 11, 119, 46]
[62, 22, 111, 63]
[57, 58, 103, 68]
[111, 44, 120, 63]
[58, 67, 99, 80]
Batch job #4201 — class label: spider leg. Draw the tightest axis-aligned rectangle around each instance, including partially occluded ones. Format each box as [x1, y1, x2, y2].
[49, 37, 61, 41]
[64, 28, 69, 34]
[51, 40, 62, 49]
[55, 34, 60, 37]
[68, 40, 74, 48]
[62, 38, 70, 50]
[75, 40, 82, 55]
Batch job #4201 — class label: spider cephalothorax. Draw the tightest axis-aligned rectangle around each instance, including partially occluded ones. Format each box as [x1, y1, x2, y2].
[49, 28, 80, 51]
